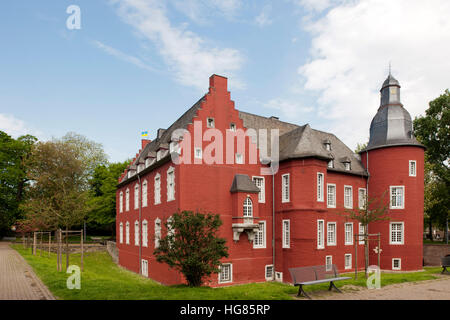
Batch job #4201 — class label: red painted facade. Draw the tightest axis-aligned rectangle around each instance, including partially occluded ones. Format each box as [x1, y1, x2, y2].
[116, 74, 424, 286]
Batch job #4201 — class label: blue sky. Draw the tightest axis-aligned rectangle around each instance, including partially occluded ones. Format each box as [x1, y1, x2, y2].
[1, 0, 449, 162]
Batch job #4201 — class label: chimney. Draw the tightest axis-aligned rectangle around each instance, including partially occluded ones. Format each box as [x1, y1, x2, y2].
[141, 139, 151, 149]
[209, 74, 228, 91]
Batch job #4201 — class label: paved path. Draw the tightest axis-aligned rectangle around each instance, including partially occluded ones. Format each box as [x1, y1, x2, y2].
[0, 242, 55, 300]
[311, 276, 450, 300]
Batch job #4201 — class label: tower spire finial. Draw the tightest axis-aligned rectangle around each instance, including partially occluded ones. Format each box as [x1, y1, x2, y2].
[389, 61, 391, 76]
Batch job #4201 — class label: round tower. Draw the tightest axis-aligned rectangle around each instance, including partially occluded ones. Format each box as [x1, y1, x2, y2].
[360, 73, 425, 271]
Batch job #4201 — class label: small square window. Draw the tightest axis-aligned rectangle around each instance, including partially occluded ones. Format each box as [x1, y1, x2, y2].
[230, 123, 236, 131]
[265, 265, 274, 281]
[344, 162, 351, 170]
[219, 264, 232, 283]
[345, 254, 352, 270]
[326, 256, 332, 271]
[392, 258, 401, 270]
[328, 160, 334, 168]
[207, 118, 215, 128]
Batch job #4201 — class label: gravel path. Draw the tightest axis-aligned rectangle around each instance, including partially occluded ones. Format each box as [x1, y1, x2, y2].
[310, 276, 450, 300]
[0, 242, 55, 300]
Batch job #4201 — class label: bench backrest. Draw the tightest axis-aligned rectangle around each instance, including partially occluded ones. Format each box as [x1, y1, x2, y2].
[289, 264, 339, 284]
[441, 256, 450, 266]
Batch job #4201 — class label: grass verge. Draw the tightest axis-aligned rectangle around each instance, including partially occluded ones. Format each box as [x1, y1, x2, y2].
[11, 244, 443, 300]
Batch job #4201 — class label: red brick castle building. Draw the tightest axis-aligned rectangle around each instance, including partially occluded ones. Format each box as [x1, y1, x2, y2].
[116, 73, 424, 286]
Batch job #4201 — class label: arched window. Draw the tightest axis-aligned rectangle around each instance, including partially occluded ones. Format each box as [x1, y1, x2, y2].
[119, 191, 123, 213]
[125, 189, 130, 211]
[134, 184, 140, 209]
[154, 218, 161, 248]
[134, 221, 140, 246]
[126, 221, 130, 244]
[142, 220, 148, 247]
[243, 197, 253, 224]
[119, 222, 123, 244]
[142, 180, 148, 207]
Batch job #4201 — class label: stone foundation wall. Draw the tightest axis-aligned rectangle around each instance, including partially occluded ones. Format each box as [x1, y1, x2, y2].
[423, 244, 450, 266]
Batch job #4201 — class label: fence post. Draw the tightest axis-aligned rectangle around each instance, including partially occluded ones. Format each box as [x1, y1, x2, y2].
[33, 232, 37, 255]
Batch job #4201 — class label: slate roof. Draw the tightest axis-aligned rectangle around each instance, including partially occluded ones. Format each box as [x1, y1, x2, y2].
[230, 174, 260, 193]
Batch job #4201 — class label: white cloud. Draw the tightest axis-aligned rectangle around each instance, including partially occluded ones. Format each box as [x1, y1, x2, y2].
[92, 40, 158, 72]
[112, 0, 244, 90]
[255, 4, 273, 27]
[294, 0, 450, 149]
[0, 114, 44, 139]
[170, 0, 242, 23]
[264, 98, 314, 122]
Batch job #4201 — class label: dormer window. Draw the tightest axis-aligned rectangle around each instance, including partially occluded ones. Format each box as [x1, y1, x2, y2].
[207, 118, 215, 128]
[328, 160, 334, 168]
[230, 123, 236, 131]
[325, 143, 331, 151]
[344, 162, 351, 171]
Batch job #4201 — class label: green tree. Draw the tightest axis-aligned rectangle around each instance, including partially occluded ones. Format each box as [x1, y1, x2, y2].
[154, 211, 229, 287]
[0, 131, 37, 236]
[414, 89, 449, 241]
[355, 142, 368, 153]
[20, 133, 107, 231]
[342, 192, 390, 278]
[87, 160, 129, 235]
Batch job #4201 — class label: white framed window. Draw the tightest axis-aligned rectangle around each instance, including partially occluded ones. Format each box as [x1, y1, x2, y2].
[141, 259, 148, 277]
[392, 258, 402, 270]
[358, 188, 367, 210]
[154, 218, 161, 248]
[390, 222, 404, 245]
[282, 174, 290, 203]
[167, 167, 175, 202]
[344, 186, 353, 209]
[317, 173, 324, 202]
[134, 184, 139, 210]
[265, 265, 274, 281]
[207, 117, 215, 128]
[327, 184, 336, 208]
[243, 197, 253, 224]
[235, 153, 243, 164]
[282, 219, 290, 248]
[230, 123, 236, 131]
[119, 191, 123, 213]
[125, 189, 130, 211]
[325, 143, 331, 151]
[219, 263, 232, 284]
[327, 222, 337, 246]
[317, 220, 324, 249]
[142, 219, 148, 247]
[328, 160, 334, 168]
[345, 223, 353, 245]
[275, 272, 283, 282]
[125, 221, 130, 244]
[344, 162, 351, 171]
[154, 174, 161, 204]
[409, 160, 416, 177]
[194, 147, 202, 159]
[358, 223, 365, 245]
[345, 254, 352, 270]
[326, 256, 333, 271]
[134, 220, 140, 246]
[390, 186, 405, 209]
[119, 222, 123, 244]
[142, 180, 148, 207]
[252, 176, 265, 203]
[254, 221, 266, 248]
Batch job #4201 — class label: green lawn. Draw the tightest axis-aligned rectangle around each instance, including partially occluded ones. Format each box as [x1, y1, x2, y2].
[11, 244, 443, 300]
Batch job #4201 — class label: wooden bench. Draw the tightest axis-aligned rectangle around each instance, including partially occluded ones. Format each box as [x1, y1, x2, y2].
[289, 264, 351, 299]
[441, 255, 450, 274]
